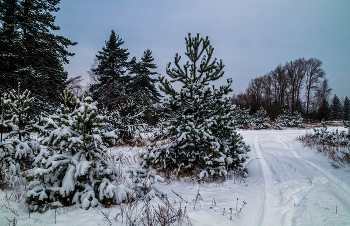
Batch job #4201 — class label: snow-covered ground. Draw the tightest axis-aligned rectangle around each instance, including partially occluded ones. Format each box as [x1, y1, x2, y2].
[240, 128, 350, 226]
[1, 128, 350, 225]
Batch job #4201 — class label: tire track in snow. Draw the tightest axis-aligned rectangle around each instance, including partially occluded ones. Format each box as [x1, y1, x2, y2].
[253, 136, 280, 226]
[277, 136, 350, 225]
[243, 130, 350, 225]
[280, 138, 350, 197]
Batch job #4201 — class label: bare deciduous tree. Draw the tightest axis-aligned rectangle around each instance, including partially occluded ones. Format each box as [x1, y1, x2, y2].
[246, 77, 264, 112]
[271, 64, 288, 108]
[233, 58, 328, 121]
[315, 78, 332, 111]
[305, 58, 325, 117]
[285, 58, 306, 112]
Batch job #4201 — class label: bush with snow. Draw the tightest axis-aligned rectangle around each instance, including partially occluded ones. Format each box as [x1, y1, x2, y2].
[274, 110, 303, 129]
[142, 34, 250, 180]
[103, 100, 148, 145]
[233, 107, 252, 129]
[299, 125, 350, 165]
[127, 165, 165, 201]
[26, 90, 133, 212]
[344, 120, 350, 135]
[252, 107, 270, 130]
[311, 128, 350, 147]
[0, 84, 40, 184]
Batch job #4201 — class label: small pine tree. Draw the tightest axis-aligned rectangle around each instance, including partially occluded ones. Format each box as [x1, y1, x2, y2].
[6, 83, 35, 141]
[343, 96, 350, 121]
[253, 107, 270, 130]
[274, 110, 303, 129]
[330, 94, 343, 120]
[142, 34, 250, 180]
[27, 91, 132, 212]
[0, 83, 40, 183]
[233, 107, 252, 129]
[0, 93, 12, 142]
[106, 100, 148, 144]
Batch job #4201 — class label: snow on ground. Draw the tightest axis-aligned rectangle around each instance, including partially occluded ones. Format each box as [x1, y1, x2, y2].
[240, 128, 350, 226]
[1, 128, 350, 225]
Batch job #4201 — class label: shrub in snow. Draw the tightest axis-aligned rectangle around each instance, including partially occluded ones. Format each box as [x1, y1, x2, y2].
[313, 128, 350, 146]
[344, 121, 350, 135]
[127, 166, 165, 201]
[252, 107, 270, 130]
[27, 90, 133, 212]
[142, 34, 250, 180]
[152, 116, 169, 144]
[274, 110, 303, 129]
[301, 127, 349, 149]
[233, 107, 252, 129]
[0, 84, 40, 183]
[104, 99, 148, 145]
[299, 127, 350, 166]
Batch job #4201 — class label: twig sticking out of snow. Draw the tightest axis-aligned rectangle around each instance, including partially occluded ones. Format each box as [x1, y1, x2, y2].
[236, 201, 247, 216]
[172, 189, 189, 203]
[193, 189, 202, 210]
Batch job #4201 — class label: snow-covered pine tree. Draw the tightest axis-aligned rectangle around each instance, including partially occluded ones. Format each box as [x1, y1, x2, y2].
[105, 99, 147, 144]
[343, 96, 350, 121]
[330, 94, 343, 120]
[0, 92, 12, 142]
[6, 83, 35, 141]
[274, 110, 303, 129]
[27, 91, 132, 212]
[142, 34, 250, 180]
[135, 92, 158, 126]
[253, 107, 270, 130]
[343, 120, 350, 135]
[0, 83, 40, 183]
[233, 107, 252, 129]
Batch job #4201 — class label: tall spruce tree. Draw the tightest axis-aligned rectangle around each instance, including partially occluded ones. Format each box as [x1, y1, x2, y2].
[343, 96, 350, 121]
[317, 98, 331, 121]
[128, 49, 162, 103]
[330, 94, 343, 120]
[90, 30, 130, 110]
[142, 34, 250, 180]
[0, 0, 77, 115]
[128, 50, 162, 124]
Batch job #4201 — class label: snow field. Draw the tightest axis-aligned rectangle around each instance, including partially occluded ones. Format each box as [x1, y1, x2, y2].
[241, 128, 350, 226]
[1, 128, 350, 225]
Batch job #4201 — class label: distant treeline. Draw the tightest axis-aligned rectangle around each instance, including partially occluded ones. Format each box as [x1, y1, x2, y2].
[231, 58, 349, 121]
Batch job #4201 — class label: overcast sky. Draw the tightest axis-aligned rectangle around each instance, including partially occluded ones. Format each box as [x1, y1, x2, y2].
[54, 0, 350, 99]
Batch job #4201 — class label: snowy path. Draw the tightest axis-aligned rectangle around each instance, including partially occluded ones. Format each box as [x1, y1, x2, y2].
[241, 129, 350, 226]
